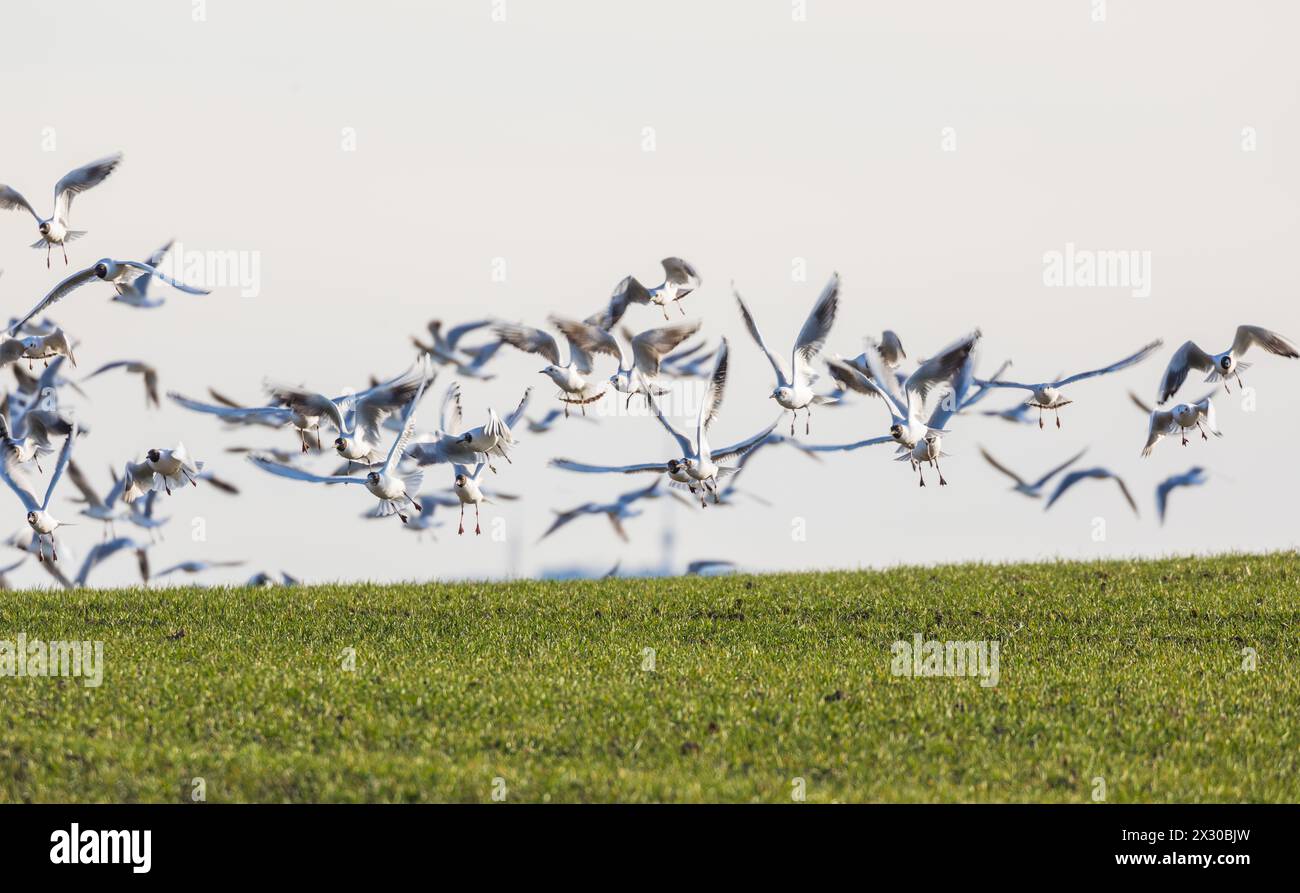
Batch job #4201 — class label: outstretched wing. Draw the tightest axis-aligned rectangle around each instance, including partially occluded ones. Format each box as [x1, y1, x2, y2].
[1158, 341, 1214, 404]
[1054, 339, 1162, 388]
[1231, 325, 1299, 360]
[978, 447, 1026, 487]
[248, 455, 364, 486]
[53, 153, 123, 222]
[119, 260, 209, 295]
[631, 320, 700, 379]
[734, 286, 791, 387]
[41, 424, 77, 510]
[549, 458, 668, 475]
[8, 266, 98, 334]
[791, 272, 840, 386]
[493, 322, 561, 366]
[0, 186, 39, 221]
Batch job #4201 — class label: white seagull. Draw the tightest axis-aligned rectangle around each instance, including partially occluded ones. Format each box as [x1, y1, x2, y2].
[975, 340, 1162, 428]
[0, 423, 78, 562]
[250, 381, 427, 523]
[735, 273, 841, 436]
[0, 153, 122, 266]
[494, 318, 606, 415]
[555, 317, 700, 407]
[538, 479, 687, 543]
[1141, 395, 1221, 456]
[8, 258, 210, 334]
[1157, 326, 1298, 403]
[644, 257, 702, 319]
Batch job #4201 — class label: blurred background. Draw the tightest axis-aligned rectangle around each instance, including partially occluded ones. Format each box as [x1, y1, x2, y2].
[1, 1, 1297, 587]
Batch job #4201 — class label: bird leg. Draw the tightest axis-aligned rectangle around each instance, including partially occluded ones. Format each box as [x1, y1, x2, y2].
[1038, 407, 1044, 429]
[805, 408, 811, 436]
[1181, 430, 1188, 446]
[299, 428, 308, 453]
[678, 301, 686, 317]
[789, 411, 795, 437]
[1054, 408, 1062, 428]
[45, 242, 51, 268]
[458, 505, 465, 535]
[62, 243, 68, 265]
[183, 469, 197, 487]
[475, 504, 481, 536]
[1236, 372, 1245, 390]
[50, 536, 58, 562]
[917, 463, 926, 487]
[1198, 421, 1209, 441]
[936, 459, 948, 486]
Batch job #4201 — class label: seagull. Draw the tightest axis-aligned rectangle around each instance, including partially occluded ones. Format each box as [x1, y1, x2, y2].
[0, 360, 77, 470]
[1141, 396, 1221, 456]
[644, 257, 702, 319]
[1157, 326, 1298, 403]
[549, 420, 780, 490]
[155, 559, 247, 580]
[735, 273, 840, 435]
[874, 330, 907, 369]
[821, 330, 982, 457]
[0, 423, 77, 562]
[525, 407, 593, 435]
[329, 357, 433, 465]
[75, 536, 150, 587]
[249, 380, 426, 523]
[452, 463, 491, 535]
[85, 360, 159, 408]
[555, 317, 700, 407]
[412, 319, 492, 364]
[538, 479, 686, 543]
[120, 459, 160, 505]
[980, 446, 1088, 498]
[402, 382, 491, 468]
[453, 387, 531, 472]
[0, 153, 122, 266]
[143, 443, 205, 495]
[494, 318, 606, 415]
[1156, 467, 1209, 525]
[646, 338, 763, 506]
[975, 340, 1162, 428]
[8, 258, 210, 334]
[1045, 467, 1139, 517]
[110, 241, 181, 308]
[4, 328, 77, 368]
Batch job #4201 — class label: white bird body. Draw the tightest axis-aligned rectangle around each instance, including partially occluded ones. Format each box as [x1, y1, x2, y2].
[0, 423, 78, 561]
[1142, 395, 1220, 456]
[146, 443, 204, 493]
[645, 257, 702, 318]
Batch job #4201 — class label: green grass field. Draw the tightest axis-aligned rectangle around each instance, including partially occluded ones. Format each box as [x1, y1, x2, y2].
[2, 552, 1297, 803]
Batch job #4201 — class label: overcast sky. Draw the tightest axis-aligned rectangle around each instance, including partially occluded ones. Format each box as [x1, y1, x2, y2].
[2, 1, 1297, 587]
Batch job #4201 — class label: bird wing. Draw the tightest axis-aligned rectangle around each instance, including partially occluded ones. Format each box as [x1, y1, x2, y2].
[1158, 341, 1214, 404]
[648, 396, 695, 458]
[1045, 469, 1093, 511]
[439, 382, 464, 435]
[8, 266, 98, 334]
[904, 330, 982, 423]
[978, 447, 1026, 487]
[1231, 325, 1299, 359]
[119, 260, 209, 295]
[710, 419, 782, 464]
[0, 458, 40, 513]
[804, 435, 895, 454]
[1112, 474, 1139, 516]
[169, 391, 291, 425]
[66, 460, 104, 508]
[493, 322, 562, 366]
[1031, 448, 1088, 489]
[40, 426, 76, 511]
[588, 275, 652, 329]
[132, 240, 175, 296]
[733, 286, 792, 387]
[697, 337, 729, 441]
[879, 329, 906, 363]
[1142, 409, 1177, 456]
[248, 455, 365, 486]
[1197, 397, 1220, 435]
[790, 272, 840, 386]
[1129, 390, 1153, 414]
[503, 387, 532, 430]
[631, 320, 701, 379]
[660, 257, 700, 289]
[443, 320, 492, 351]
[266, 384, 348, 432]
[53, 153, 123, 222]
[0, 185, 39, 221]
[549, 458, 668, 475]
[1054, 339, 1163, 388]
[551, 316, 622, 367]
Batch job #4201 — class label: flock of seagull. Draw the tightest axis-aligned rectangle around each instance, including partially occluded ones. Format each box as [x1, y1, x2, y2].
[1, 152, 1298, 588]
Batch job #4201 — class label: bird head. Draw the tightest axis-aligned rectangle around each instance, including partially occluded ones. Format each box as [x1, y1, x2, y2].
[366, 471, 380, 485]
[25, 511, 36, 527]
[38, 222, 49, 236]
[93, 259, 115, 280]
[889, 424, 905, 442]
[666, 459, 681, 474]
[333, 436, 346, 452]
[454, 473, 467, 487]
[1219, 355, 1233, 371]
[771, 386, 793, 403]
[461, 433, 473, 444]
[146, 448, 161, 463]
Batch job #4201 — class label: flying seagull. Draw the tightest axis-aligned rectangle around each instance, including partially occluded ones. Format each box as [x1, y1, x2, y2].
[1044, 467, 1139, 517]
[0, 423, 78, 562]
[9, 258, 210, 334]
[980, 446, 1088, 498]
[1157, 326, 1298, 403]
[1155, 467, 1209, 524]
[0, 153, 122, 266]
[734, 273, 840, 435]
[975, 340, 1162, 428]
[1141, 396, 1221, 456]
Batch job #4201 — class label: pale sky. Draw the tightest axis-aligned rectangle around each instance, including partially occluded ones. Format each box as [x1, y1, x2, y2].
[2, 1, 1297, 587]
